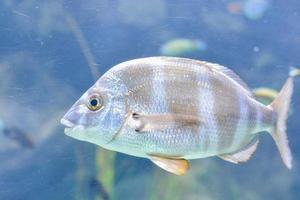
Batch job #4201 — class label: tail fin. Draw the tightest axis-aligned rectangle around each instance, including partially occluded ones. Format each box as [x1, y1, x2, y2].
[268, 77, 293, 169]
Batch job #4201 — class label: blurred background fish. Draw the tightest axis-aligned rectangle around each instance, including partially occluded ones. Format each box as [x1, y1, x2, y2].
[160, 38, 207, 56]
[243, 0, 270, 20]
[226, 0, 270, 20]
[289, 67, 300, 77]
[253, 68, 300, 108]
[0, 120, 34, 149]
[253, 87, 279, 105]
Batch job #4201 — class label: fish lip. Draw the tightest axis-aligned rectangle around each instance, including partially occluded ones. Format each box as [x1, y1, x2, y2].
[60, 118, 75, 128]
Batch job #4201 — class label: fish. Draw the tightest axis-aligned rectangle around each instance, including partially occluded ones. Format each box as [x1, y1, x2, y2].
[253, 87, 279, 105]
[2, 126, 34, 149]
[0, 119, 34, 149]
[160, 39, 206, 56]
[253, 68, 300, 105]
[61, 56, 295, 175]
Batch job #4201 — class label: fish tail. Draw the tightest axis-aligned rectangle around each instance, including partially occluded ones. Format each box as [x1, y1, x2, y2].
[268, 76, 294, 169]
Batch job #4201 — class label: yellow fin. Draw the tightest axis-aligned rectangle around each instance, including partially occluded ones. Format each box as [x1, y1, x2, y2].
[219, 139, 259, 164]
[149, 155, 190, 175]
[127, 113, 201, 133]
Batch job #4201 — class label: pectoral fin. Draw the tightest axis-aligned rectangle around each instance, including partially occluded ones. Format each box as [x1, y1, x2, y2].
[149, 155, 190, 175]
[127, 113, 201, 133]
[219, 139, 259, 164]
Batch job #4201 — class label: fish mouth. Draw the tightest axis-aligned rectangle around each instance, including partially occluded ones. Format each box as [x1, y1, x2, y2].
[60, 118, 75, 128]
[60, 118, 85, 137]
[60, 118, 75, 137]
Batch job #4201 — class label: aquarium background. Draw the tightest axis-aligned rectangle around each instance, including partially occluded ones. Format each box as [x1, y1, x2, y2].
[0, 0, 299, 199]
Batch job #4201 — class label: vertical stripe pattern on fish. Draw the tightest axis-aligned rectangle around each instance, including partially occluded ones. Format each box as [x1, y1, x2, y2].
[61, 57, 295, 175]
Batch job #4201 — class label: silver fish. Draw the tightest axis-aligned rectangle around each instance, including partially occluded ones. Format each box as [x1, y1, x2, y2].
[61, 57, 294, 175]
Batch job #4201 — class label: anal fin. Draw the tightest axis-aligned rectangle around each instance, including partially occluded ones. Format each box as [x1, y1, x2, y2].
[149, 155, 190, 175]
[219, 139, 259, 164]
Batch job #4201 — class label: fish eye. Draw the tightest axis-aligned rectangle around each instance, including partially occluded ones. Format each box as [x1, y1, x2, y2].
[87, 95, 103, 111]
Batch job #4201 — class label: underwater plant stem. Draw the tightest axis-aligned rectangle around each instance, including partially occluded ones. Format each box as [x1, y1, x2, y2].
[148, 168, 183, 200]
[74, 144, 88, 200]
[65, 13, 100, 81]
[95, 148, 116, 200]
[64, 12, 116, 200]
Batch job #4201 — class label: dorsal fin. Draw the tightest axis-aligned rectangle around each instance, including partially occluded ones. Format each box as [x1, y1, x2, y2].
[157, 56, 252, 96]
[203, 62, 253, 96]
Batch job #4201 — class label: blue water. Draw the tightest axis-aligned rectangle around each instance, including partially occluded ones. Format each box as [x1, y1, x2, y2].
[0, 0, 299, 199]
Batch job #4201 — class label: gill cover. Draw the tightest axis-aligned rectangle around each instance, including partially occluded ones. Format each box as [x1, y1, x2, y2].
[62, 76, 127, 146]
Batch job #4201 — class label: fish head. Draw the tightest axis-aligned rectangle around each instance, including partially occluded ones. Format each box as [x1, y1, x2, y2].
[60, 81, 126, 146]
